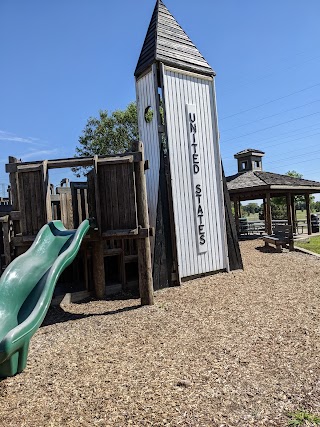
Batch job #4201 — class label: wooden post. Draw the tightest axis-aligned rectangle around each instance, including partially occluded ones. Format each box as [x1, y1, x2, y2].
[92, 239, 105, 299]
[234, 199, 240, 234]
[43, 160, 52, 222]
[286, 194, 293, 228]
[263, 198, 267, 232]
[132, 141, 154, 306]
[291, 194, 296, 234]
[0, 215, 11, 267]
[238, 201, 242, 219]
[305, 193, 312, 235]
[266, 192, 272, 235]
[8, 157, 21, 235]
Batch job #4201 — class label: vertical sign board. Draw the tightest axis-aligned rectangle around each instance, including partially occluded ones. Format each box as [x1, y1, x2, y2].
[186, 104, 207, 253]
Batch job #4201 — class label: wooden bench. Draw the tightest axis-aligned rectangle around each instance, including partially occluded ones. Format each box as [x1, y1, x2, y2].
[263, 224, 294, 252]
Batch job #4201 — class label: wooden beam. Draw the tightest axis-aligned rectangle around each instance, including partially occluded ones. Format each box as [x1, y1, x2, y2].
[12, 235, 37, 244]
[16, 164, 42, 173]
[92, 240, 105, 299]
[43, 161, 52, 222]
[8, 211, 21, 221]
[8, 157, 21, 236]
[286, 194, 293, 228]
[93, 155, 102, 233]
[6, 153, 143, 173]
[263, 198, 267, 232]
[266, 192, 272, 235]
[96, 156, 133, 165]
[101, 227, 151, 239]
[291, 195, 296, 233]
[132, 141, 154, 306]
[159, 63, 181, 286]
[234, 199, 240, 234]
[305, 193, 312, 235]
[0, 215, 11, 266]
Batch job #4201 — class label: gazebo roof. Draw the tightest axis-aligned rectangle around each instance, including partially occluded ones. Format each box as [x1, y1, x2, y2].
[234, 148, 265, 158]
[227, 170, 320, 197]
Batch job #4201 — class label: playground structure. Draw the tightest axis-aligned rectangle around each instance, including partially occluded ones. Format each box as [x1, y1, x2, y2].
[1, 142, 154, 305]
[135, 0, 242, 282]
[0, 0, 242, 301]
[0, 0, 243, 377]
[0, 219, 90, 377]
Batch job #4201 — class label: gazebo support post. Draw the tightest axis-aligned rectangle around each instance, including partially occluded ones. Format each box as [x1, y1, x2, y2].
[263, 198, 267, 232]
[290, 195, 296, 234]
[305, 193, 312, 235]
[234, 199, 240, 234]
[266, 192, 272, 235]
[286, 194, 293, 230]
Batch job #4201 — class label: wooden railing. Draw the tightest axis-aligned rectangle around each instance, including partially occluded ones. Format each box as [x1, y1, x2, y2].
[239, 219, 314, 235]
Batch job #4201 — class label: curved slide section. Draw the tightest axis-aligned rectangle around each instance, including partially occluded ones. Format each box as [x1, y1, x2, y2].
[0, 219, 90, 377]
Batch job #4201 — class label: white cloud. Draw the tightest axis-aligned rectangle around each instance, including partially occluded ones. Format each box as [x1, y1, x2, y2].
[0, 130, 44, 145]
[19, 149, 59, 161]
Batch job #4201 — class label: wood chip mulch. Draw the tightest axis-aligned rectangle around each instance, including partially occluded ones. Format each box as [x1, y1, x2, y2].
[0, 239, 320, 427]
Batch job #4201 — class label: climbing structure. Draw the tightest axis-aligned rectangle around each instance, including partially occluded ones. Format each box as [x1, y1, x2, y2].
[135, 0, 242, 288]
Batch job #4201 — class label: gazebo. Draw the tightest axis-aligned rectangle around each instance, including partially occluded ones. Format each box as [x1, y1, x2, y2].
[226, 149, 320, 235]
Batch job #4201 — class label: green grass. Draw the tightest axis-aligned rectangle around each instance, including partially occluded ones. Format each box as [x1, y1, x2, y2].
[241, 210, 317, 221]
[287, 410, 320, 426]
[295, 235, 320, 254]
[296, 210, 308, 220]
[244, 212, 260, 220]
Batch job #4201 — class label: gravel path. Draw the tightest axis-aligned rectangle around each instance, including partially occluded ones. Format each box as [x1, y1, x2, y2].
[0, 239, 320, 427]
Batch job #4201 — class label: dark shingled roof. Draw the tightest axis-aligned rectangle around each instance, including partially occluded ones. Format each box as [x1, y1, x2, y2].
[135, 0, 215, 78]
[234, 148, 265, 157]
[227, 171, 320, 191]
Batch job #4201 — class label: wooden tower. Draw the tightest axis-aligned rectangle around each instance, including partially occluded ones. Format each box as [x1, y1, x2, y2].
[135, 0, 242, 288]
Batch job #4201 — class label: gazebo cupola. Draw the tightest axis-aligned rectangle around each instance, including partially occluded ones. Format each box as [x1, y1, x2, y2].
[234, 148, 265, 173]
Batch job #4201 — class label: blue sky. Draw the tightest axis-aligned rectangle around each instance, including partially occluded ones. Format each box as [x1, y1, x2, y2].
[1, 0, 320, 198]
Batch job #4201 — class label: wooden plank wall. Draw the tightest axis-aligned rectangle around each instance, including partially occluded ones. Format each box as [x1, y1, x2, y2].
[162, 65, 229, 278]
[0, 218, 5, 270]
[0, 214, 11, 271]
[87, 171, 96, 220]
[56, 187, 74, 229]
[136, 65, 160, 255]
[17, 167, 47, 236]
[96, 162, 138, 232]
[70, 182, 89, 228]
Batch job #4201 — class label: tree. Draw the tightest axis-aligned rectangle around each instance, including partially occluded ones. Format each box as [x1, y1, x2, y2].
[286, 170, 303, 179]
[242, 202, 260, 216]
[259, 198, 287, 220]
[74, 102, 139, 174]
[286, 170, 315, 211]
[312, 201, 320, 212]
[271, 197, 287, 219]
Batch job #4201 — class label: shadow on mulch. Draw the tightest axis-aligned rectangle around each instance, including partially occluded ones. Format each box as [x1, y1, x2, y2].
[41, 303, 141, 328]
[255, 244, 285, 253]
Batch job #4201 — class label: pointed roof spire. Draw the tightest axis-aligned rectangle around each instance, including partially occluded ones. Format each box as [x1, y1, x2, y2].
[135, 0, 215, 78]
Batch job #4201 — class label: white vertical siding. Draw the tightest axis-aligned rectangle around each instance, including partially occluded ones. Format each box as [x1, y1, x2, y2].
[135, 66, 160, 257]
[162, 66, 228, 278]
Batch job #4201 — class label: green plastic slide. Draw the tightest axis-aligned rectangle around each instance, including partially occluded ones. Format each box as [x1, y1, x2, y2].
[0, 219, 90, 378]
